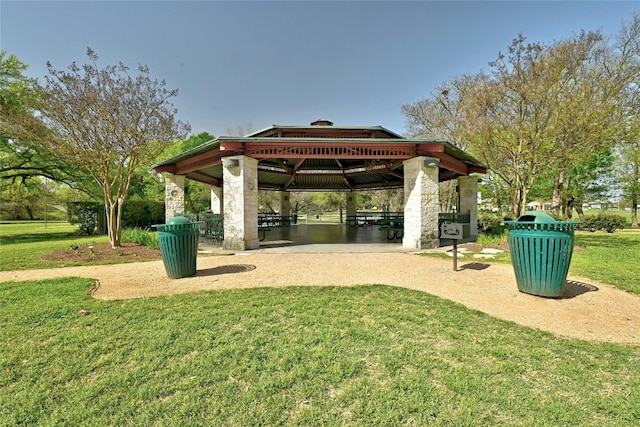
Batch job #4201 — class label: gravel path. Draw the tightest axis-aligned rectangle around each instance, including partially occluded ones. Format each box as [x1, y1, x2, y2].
[1, 252, 638, 345]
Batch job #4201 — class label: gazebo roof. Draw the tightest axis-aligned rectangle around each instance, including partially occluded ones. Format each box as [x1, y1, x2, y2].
[153, 120, 486, 191]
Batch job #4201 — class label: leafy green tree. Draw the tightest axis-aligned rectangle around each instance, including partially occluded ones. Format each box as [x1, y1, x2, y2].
[402, 75, 485, 212]
[365, 189, 403, 212]
[613, 14, 640, 227]
[289, 192, 309, 215]
[403, 25, 635, 219]
[258, 191, 279, 213]
[0, 52, 86, 219]
[617, 142, 640, 227]
[40, 48, 190, 247]
[466, 33, 618, 217]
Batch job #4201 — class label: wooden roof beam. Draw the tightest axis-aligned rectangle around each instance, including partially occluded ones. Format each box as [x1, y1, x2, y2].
[167, 147, 224, 175]
[283, 158, 305, 189]
[185, 171, 221, 187]
[429, 153, 469, 176]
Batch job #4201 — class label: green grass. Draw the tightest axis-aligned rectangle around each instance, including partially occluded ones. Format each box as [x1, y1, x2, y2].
[298, 211, 343, 224]
[1, 280, 638, 426]
[476, 225, 508, 246]
[571, 229, 640, 294]
[435, 228, 640, 295]
[0, 222, 108, 270]
[0, 222, 160, 270]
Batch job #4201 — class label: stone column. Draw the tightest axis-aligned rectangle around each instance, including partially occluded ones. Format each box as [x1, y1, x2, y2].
[346, 193, 357, 221]
[210, 185, 223, 214]
[402, 157, 440, 249]
[164, 174, 185, 222]
[280, 192, 291, 217]
[222, 155, 259, 250]
[457, 175, 479, 239]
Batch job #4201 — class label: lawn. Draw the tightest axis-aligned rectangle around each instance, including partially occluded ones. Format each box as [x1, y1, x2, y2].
[572, 229, 640, 294]
[1, 279, 638, 426]
[0, 222, 161, 270]
[1, 221, 639, 425]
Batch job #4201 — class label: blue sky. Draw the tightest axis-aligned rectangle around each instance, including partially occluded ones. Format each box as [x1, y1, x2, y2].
[1, 1, 638, 137]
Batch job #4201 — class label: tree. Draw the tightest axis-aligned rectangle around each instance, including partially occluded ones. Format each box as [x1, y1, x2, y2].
[402, 75, 484, 212]
[1, 52, 83, 207]
[366, 189, 403, 212]
[617, 142, 640, 227]
[613, 14, 640, 227]
[466, 34, 611, 218]
[40, 48, 190, 247]
[289, 192, 309, 215]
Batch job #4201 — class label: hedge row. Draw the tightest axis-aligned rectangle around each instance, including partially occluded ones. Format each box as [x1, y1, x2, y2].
[66, 201, 165, 234]
[576, 213, 626, 233]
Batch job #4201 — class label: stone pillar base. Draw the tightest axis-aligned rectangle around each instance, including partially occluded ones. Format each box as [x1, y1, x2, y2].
[165, 175, 185, 223]
[222, 155, 259, 251]
[223, 238, 260, 251]
[402, 156, 440, 250]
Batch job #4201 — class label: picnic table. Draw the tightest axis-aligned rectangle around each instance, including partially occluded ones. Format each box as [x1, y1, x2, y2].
[377, 217, 404, 240]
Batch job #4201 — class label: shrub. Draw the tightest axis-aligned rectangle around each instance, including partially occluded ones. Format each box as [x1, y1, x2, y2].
[121, 201, 165, 229]
[477, 210, 503, 232]
[578, 213, 626, 233]
[66, 202, 99, 235]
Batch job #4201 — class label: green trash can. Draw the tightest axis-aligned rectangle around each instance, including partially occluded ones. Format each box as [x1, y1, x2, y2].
[153, 216, 200, 279]
[506, 212, 580, 297]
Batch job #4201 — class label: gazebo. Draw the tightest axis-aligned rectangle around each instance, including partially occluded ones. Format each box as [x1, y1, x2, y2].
[153, 120, 486, 250]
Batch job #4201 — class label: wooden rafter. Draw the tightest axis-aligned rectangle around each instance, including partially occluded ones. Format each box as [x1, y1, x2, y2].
[284, 158, 305, 189]
[185, 171, 221, 187]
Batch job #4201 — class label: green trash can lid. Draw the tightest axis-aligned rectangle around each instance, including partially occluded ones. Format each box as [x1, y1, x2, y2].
[516, 212, 556, 223]
[167, 216, 192, 225]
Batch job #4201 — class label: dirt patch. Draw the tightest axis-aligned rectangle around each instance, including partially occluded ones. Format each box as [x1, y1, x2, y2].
[41, 242, 161, 264]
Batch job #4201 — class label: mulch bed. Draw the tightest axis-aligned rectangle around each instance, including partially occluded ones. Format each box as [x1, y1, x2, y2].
[41, 242, 161, 263]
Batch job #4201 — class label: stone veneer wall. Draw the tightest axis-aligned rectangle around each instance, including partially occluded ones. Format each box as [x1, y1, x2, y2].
[222, 156, 259, 250]
[210, 186, 223, 214]
[164, 174, 185, 222]
[457, 175, 479, 238]
[280, 192, 291, 217]
[346, 193, 357, 219]
[402, 156, 440, 249]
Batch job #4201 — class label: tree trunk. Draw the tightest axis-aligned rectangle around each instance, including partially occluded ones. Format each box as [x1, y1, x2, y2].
[632, 198, 638, 228]
[511, 180, 528, 219]
[25, 205, 35, 220]
[552, 169, 564, 217]
[495, 193, 503, 218]
[440, 181, 456, 213]
[566, 197, 575, 219]
[105, 198, 122, 248]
